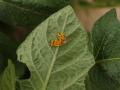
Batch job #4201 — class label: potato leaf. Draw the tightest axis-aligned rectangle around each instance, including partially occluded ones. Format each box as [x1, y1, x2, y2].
[0, 31, 17, 74]
[0, 0, 70, 30]
[17, 6, 94, 90]
[0, 0, 50, 29]
[0, 60, 16, 90]
[5, 0, 70, 9]
[86, 9, 120, 90]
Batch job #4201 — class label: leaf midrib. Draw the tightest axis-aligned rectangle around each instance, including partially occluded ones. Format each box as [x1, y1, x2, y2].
[42, 12, 69, 90]
[94, 32, 107, 60]
[94, 31, 120, 64]
[96, 58, 120, 64]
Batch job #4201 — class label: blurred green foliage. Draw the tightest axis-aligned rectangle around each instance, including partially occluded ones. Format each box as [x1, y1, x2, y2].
[79, 0, 120, 7]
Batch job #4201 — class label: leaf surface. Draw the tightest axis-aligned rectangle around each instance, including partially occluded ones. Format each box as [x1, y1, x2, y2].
[17, 6, 94, 90]
[0, 0, 70, 30]
[0, 31, 17, 74]
[86, 9, 120, 90]
[4, 0, 70, 9]
[0, 60, 16, 90]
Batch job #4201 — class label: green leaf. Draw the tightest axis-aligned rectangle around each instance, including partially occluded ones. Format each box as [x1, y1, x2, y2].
[0, 31, 17, 74]
[5, 0, 70, 9]
[0, 0, 70, 30]
[0, 32, 17, 58]
[0, 31, 27, 79]
[0, 60, 16, 90]
[86, 9, 120, 90]
[17, 5, 94, 90]
[0, 53, 7, 74]
[0, 0, 49, 29]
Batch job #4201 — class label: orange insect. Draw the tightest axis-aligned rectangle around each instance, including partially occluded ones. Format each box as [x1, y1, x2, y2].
[50, 33, 66, 46]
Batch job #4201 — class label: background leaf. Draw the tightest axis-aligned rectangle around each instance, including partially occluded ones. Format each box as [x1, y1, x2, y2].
[0, 0, 72, 42]
[5, 0, 70, 9]
[17, 5, 94, 90]
[86, 9, 120, 90]
[0, 0, 49, 30]
[0, 31, 29, 79]
[0, 0, 70, 30]
[0, 60, 16, 90]
[0, 31, 17, 74]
